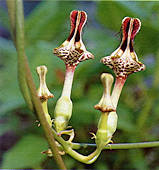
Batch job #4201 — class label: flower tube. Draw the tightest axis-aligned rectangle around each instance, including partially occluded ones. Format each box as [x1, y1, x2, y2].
[53, 10, 94, 133]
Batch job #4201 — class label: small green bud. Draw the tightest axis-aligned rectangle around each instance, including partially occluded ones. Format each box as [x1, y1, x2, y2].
[54, 96, 72, 133]
[94, 73, 115, 112]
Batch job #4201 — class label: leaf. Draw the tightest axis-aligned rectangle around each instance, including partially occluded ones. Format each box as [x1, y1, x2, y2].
[0, 7, 9, 29]
[71, 98, 98, 127]
[96, 1, 159, 54]
[128, 149, 148, 170]
[0, 116, 19, 136]
[1, 135, 48, 169]
[117, 104, 135, 133]
[25, 1, 74, 44]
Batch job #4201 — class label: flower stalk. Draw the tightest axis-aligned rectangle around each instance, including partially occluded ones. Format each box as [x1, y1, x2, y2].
[54, 66, 75, 133]
[70, 141, 159, 150]
[111, 77, 126, 109]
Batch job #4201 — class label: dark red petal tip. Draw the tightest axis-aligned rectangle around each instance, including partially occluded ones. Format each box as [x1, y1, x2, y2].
[68, 10, 87, 42]
[68, 10, 78, 41]
[122, 17, 131, 40]
[131, 18, 141, 40]
[122, 17, 141, 41]
[78, 11, 87, 34]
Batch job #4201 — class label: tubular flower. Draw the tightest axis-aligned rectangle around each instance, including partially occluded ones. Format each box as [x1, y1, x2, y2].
[53, 10, 94, 133]
[36, 65, 54, 127]
[94, 73, 115, 112]
[53, 10, 94, 67]
[101, 17, 145, 78]
[94, 74, 118, 149]
[37, 66, 54, 101]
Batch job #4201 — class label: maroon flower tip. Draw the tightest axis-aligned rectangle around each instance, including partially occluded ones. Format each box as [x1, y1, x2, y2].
[121, 17, 141, 52]
[68, 10, 78, 41]
[68, 10, 87, 42]
[122, 17, 131, 41]
[131, 18, 141, 40]
[78, 11, 87, 35]
[122, 17, 141, 41]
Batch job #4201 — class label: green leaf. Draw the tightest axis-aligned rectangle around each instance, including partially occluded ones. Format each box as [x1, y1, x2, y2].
[0, 116, 19, 136]
[1, 135, 48, 169]
[0, 7, 9, 29]
[117, 104, 135, 133]
[25, 1, 74, 44]
[96, 1, 159, 54]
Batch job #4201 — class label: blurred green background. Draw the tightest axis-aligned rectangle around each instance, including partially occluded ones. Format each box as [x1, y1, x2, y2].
[1, 1, 159, 169]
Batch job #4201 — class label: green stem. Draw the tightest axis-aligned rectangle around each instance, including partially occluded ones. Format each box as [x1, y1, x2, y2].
[41, 101, 52, 127]
[6, 0, 16, 45]
[51, 129, 101, 164]
[15, 0, 66, 169]
[6, 0, 33, 112]
[50, 128, 159, 161]
[70, 141, 159, 150]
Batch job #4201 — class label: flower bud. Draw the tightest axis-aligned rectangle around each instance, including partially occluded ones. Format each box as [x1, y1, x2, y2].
[54, 96, 72, 133]
[36, 65, 54, 101]
[36, 65, 54, 127]
[94, 73, 115, 112]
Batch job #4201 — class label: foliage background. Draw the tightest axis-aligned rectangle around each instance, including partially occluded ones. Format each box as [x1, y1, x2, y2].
[1, 1, 159, 169]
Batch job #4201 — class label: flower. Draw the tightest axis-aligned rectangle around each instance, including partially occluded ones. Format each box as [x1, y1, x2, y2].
[101, 17, 145, 78]
[53, 10, 94, 67]
[36, 65, 54, 127]
[94, 73, 115, 112]
[36, 65, 54, 101]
